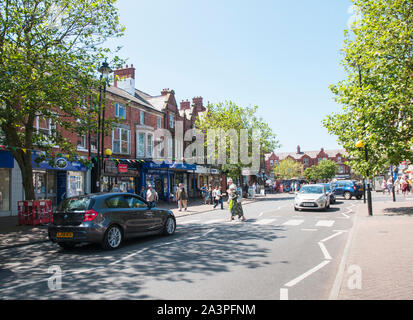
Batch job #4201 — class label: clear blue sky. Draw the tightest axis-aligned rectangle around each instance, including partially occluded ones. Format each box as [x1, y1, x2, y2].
[107, 0, 353, 153]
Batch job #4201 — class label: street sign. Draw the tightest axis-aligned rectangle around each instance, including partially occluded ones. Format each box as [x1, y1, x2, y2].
[118, 164, 128, 173]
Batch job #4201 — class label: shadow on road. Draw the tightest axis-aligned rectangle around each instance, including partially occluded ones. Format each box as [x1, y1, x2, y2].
[383, 207, 413, 216]
[0, 222, 286, 299]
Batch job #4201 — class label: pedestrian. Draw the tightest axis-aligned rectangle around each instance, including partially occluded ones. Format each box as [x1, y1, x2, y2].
[146, 185, 158, 204]
[381, 180, 387, 194]
[401, 178, 409, 197]
[227, 179, 245, 222]
[213, 186, 224, 210]
[394, 177, 401, 195]
[176, 183, 188, 211]
[139, 186, 146, 199]
[201, 184, 207, 204]
[207, 185, 213, 205]
[387, 177, 393, 195]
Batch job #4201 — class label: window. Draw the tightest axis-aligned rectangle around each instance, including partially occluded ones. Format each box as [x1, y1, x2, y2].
[115, 103, 126, 119]
[112, 128, 130, 155]
[169, 114, 174, 129]
[36, 116, 56, 139]
[155, 138, 163, 159]
[77, 135, 87, 150]
[147, 134, 153, 158]
[270, 160, 274, 166]
[337, 156, 342, 164]
[339, 165, 344, 174]
[137, 133, 145, 158]
[168, 137, 173, 159]
[125, 195, 147, 209]
[303, 158, 309, 165]
[106, 196, 130, 209]
[157, 117, 162, 129]
[140, 111, 145, 125]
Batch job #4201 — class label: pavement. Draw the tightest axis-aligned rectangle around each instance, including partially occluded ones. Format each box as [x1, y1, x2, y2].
[332, 196, 413, 300]
[0, 193, 279, 251]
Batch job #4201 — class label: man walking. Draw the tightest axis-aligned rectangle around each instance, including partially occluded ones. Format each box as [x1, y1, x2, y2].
[176, 183, 188, 211]
[213, 186, 224, 210]
[146, 185, 158, 204]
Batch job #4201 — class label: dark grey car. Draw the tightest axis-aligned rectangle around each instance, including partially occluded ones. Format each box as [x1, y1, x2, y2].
[48, 193, 176, 250]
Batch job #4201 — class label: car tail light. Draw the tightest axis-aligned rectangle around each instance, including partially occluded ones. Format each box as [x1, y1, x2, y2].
[83, 209, 98, 222]
[353, 185, 357, 191]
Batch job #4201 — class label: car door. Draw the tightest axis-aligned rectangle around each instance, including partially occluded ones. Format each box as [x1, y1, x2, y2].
[105, 195, 142, 236]
[125, 195, 154, 233]
[334, 182, 344, 197]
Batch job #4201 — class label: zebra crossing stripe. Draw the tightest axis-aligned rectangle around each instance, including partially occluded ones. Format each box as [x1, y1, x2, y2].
[315, 220, 335, 227]
[253, 219, 277, 225]
[283, 219, 304, 226]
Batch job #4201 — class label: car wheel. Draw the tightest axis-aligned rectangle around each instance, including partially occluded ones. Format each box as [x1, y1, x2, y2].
[356, 195, 362, 200]
[344, 192, 352, 200]
[163, 217, 176, 236]
[57, 242, 76, 250]
[102, 225, 123, 250]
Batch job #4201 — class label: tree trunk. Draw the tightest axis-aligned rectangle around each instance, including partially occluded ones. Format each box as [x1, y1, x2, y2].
[13, 149, 35, 200]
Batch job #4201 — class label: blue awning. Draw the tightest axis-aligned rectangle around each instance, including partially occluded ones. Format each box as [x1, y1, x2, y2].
[32, 154, 88, 172]
[0, 151, 14, 168]
[143, 161, 196, 171]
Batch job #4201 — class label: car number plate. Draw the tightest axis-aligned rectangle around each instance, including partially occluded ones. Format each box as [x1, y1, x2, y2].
[302, 203, 314, 207]
[57, 232, 73, 238]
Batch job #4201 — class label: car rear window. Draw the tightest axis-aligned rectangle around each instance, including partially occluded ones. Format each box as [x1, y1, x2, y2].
[58, 197, 94, 211]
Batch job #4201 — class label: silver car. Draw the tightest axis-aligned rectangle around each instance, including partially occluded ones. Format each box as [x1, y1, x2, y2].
[294, 184, 330, 211]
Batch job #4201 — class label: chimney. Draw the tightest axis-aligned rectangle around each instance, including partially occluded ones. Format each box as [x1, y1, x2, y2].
[180, 99, 190, 110]
[297, 145, 301, 154]
[114, 64, 135, 96]
[192, 96, 204, 110]
[161, 88, 170, 96]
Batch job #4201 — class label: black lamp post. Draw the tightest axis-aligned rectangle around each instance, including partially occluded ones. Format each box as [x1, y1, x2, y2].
[96, 59, 113, 192]
[356, 140, 373, 216]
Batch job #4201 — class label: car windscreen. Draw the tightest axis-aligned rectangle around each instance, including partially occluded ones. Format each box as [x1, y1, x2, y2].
[57, 197, 93, 211]
[324, 185, 331, 191]
[299, 186, 324, 194]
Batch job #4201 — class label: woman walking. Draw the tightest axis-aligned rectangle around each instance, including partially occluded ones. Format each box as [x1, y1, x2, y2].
[176, 183, 188, 211]
[227, 179, 245, 222]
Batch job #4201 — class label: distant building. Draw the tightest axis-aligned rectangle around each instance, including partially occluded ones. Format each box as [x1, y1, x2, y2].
[265, 145, 350, 179]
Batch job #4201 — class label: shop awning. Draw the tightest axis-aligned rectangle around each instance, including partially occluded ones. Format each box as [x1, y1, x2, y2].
[143, 160, 196, 171]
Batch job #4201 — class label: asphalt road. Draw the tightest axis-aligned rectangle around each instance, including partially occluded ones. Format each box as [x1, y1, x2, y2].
[0, 195, 360, 300]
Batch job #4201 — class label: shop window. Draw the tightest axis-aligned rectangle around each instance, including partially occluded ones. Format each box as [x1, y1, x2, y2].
[0, 169, 10, 211]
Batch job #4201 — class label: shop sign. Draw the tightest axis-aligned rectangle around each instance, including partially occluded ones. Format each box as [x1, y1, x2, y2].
[118, 164, 128, 173]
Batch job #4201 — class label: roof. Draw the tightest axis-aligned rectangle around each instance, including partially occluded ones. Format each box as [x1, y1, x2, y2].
[106, 86, 161, 113]
[274, 149, 347, 161]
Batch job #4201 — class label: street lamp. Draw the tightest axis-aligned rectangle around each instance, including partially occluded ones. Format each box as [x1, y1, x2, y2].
[96, 59, 113, 192]
[356, 140, 373, 216]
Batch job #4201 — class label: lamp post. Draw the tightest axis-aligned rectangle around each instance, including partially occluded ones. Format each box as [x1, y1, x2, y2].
[356, 140, 373, 216]
[97, 59, 113, 192]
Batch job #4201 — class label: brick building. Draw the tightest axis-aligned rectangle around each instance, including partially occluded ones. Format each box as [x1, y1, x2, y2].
[265, 145, 350, 179]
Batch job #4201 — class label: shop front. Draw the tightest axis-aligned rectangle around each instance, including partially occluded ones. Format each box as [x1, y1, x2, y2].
[141, 161, 197, 202]
[102, 159, 140, 193]
[0, 151, 13, 214]
[32, 154, 88, 207]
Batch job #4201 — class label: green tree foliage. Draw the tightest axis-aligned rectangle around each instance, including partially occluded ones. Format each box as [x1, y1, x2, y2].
[273, 158, 303, 180]
[195, 101, 279, 180]
[323, 0, 413, 178]
[0, 0, 124, 199]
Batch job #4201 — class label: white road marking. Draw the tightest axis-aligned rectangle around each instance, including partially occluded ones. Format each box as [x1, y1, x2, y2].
[320, 231, 345, 243]
[258, 212, 264, 217]
[301, 229, 318, 232]
[315, 220, 335, 227]
[282, 219, 304, 226]
[284, 260, 331, 288]
[204, 219, 224, 225]
[318, 242, 332, 260]
[280, 288, 289, 300]
[179, 219, 201, 225]
[252, 219, 277, 225]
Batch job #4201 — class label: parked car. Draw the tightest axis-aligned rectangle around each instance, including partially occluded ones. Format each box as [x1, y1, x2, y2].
[331, 180, 364, 200]
[319, 183, 336, 204]
[294, 184, 330, 211]
[48, 193, 176, 250]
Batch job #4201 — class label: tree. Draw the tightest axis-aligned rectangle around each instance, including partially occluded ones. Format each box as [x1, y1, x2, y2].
[195, 101, 279, 181]
[273, 158, 303, 180]
[315, 160, 338, 182]
[304, 166, 317, 183]
[0, 0, 124, 200]
[323, 0, 413, 178]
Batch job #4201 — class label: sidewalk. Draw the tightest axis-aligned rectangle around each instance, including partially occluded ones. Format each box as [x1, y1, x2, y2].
[0, 193, 286, 250]
[334, 198, 413, 300]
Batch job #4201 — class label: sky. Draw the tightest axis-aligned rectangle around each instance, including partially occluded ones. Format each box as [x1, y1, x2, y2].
[107, 0, 354, 153]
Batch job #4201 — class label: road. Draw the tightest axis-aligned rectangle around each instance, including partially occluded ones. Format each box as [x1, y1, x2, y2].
[0, 195, 362, 300]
